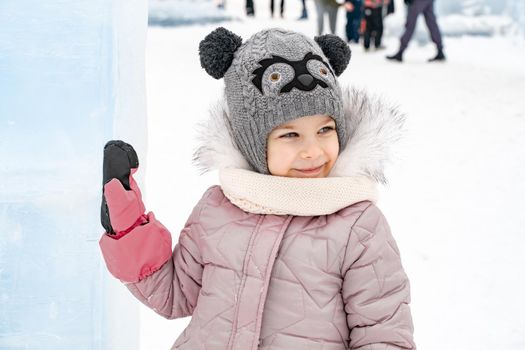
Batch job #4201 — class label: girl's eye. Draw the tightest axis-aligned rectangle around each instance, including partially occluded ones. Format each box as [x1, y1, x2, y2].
[319, 67, 328, 76]
[319, 126, 335, 133]
[280, 132, 298, 138]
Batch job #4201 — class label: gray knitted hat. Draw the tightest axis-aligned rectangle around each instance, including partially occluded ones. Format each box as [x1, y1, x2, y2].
[199, 27, 351, 174]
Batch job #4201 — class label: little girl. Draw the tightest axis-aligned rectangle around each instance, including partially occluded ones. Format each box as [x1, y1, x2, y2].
[99, 27, 416, 350]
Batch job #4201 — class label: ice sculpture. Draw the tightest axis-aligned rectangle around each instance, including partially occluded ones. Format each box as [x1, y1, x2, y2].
[0, 0, 147, 349]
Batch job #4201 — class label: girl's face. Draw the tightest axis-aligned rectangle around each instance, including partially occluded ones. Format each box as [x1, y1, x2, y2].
[266, 114, 339, 178]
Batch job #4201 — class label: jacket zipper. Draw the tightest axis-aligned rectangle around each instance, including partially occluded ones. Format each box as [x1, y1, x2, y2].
[226, 215, 266, 350]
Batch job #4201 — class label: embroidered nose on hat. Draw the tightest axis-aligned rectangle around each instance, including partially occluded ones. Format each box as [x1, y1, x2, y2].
[198, 27, 352, 174]
[298, 74, 313, 87]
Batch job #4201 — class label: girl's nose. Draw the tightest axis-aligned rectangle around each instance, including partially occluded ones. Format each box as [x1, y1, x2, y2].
[300, 141, 323, 159]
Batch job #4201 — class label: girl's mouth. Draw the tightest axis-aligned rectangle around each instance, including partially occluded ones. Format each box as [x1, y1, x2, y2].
[294, 163, 325, 175]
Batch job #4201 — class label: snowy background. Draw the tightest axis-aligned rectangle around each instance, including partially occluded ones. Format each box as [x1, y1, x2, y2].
[1, 0, 524, 349]
[142, 0, 525, 349]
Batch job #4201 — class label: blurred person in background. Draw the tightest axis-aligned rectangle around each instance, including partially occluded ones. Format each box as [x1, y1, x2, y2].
[385, 0, 394, 16]
[386, 0, 445, 62]
[246, 0, 255, 16]
[298, 0, 309, 19]
[270, 0, 285, 18]
[345, 0, 363, 43]
[314, 0, 341, 35]
[363, 0, 389, 51]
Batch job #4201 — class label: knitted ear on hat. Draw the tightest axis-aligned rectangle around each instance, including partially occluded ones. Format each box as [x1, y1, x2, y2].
[199, 27, 243, 79]
[314, 34, 351, 77]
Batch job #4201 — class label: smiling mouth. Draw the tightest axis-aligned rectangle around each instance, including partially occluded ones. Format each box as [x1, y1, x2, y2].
[294, 163, 325, 174]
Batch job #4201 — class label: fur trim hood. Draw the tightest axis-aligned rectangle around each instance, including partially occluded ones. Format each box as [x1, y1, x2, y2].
[193, 86, 406, 185]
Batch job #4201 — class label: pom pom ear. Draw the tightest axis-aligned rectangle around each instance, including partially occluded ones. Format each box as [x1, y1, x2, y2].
[314, 34, 351, 77]
[199, 27, 243, 79]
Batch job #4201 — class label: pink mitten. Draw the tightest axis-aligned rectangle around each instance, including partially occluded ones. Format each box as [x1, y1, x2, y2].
[100, 140, 147, 237]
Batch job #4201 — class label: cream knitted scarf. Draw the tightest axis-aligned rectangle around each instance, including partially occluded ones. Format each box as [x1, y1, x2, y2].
[219, 168, 378, 216]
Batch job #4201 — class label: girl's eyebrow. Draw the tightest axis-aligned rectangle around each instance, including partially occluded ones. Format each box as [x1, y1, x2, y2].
[275, 117, 334, 130]
[319, 118, 335, 126]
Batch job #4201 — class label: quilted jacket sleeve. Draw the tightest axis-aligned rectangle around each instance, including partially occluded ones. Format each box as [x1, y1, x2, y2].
[125, 203, 204, 319]
[341, 203, 416, 350]
[100, 187, 212, 320]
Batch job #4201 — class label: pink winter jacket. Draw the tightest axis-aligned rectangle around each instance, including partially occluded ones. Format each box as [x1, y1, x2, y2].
[100, 87, 416, 350]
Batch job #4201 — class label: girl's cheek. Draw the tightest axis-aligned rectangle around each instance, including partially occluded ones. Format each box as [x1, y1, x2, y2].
[284, 144, 300, 159]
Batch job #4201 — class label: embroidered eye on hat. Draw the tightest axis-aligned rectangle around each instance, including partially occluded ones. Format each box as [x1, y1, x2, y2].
[199, 27, 351, 174]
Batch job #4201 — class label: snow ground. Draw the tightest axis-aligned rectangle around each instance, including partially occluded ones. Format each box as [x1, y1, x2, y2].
[137, 0, 525, 348]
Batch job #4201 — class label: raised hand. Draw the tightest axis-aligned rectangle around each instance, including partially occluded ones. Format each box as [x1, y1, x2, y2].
[100, 140, 146, 235]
